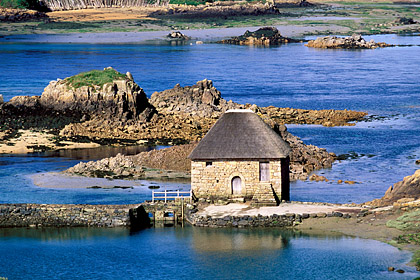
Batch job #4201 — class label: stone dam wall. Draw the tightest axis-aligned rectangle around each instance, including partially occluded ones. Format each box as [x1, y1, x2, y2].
[188, 211, 357, 228]
[0, 202, 365, 228]
[0, 204, 137, 228]
[0, 202, 185, 228]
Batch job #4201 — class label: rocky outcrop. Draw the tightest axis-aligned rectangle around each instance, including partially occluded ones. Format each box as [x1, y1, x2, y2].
[0, 8, 47, 22]
[40, 67, 155, 122]
[2, 76, 367, 151]
[65, 153, 145, 179]
[134, 143, 196, 172]
[218, 27, 299, 46]
[264, 106, 367, 127]
[149, 79, 240, 118]
[167, 31, 190, 40]
[306, 34, 392, 49]
[367, 169, 420, 207]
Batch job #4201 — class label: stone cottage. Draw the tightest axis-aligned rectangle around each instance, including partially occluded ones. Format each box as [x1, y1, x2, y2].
[188, 109, 291, 205]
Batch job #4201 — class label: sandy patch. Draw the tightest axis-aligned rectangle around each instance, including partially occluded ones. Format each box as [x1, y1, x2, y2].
[0, 129, 100, 154]
[48, 7, 158, 22]
[31, 172, 146, 188]
[197, 203, 362, 218]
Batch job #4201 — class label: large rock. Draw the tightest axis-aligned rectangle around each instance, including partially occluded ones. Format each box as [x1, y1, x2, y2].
[218, 27, 299, 46]
[149, 79, 240, 118]
[40, 67, 154, 121]
[367, 169, 420, 206]
[306, 34, 392, 49]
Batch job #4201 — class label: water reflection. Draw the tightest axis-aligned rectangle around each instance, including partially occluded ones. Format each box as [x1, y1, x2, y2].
[0, 227, 130, 241]
[190, 228, 297, 252]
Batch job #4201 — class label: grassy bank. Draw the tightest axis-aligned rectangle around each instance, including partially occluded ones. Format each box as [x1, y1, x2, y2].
[1, 1, 419, 36]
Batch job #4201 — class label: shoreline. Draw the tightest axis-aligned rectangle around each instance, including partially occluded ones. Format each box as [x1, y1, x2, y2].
[0, 25, 337, 43]
[1, 25, 418, 44]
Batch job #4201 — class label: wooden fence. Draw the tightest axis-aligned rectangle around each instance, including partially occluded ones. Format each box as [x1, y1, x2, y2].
[152, 190, 191, 203]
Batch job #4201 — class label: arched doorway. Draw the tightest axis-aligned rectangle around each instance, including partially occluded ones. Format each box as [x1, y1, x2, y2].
[231, 176, 242, 195]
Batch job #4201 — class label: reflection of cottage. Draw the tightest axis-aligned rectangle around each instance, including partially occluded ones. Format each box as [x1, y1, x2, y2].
[188, 109, 291, 205]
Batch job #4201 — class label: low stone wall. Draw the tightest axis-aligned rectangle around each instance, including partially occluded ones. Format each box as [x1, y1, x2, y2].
[189, 211, 358, 228]
[0, 204, 137, 228]
[0, 202, 185, 228]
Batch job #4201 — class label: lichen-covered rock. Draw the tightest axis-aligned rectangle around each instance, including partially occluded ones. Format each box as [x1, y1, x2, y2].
[40, 67, 155, 121]
[306, 34, 392, 49]
[218, 27, 299, 46]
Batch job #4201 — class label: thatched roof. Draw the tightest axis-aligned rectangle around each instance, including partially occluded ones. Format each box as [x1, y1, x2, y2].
[188, 110, 291, 160]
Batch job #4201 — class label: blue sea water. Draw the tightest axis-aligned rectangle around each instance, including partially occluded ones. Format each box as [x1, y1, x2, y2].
[1, 33, 420, 279]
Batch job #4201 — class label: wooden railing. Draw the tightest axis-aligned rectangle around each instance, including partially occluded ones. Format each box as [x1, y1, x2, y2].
[152, 190, 192, 203]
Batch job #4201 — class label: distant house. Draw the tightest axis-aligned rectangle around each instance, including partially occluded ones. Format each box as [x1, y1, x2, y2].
[188, 109, 291, 205]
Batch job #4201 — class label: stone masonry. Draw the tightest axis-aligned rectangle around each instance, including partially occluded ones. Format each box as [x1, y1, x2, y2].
[191, 160, 287, 204]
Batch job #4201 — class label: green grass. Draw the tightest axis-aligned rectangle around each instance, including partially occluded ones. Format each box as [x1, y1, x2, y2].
[65, 69, 127, 89]
[169, 0, 205, 5]
[386, 210, 420, 231]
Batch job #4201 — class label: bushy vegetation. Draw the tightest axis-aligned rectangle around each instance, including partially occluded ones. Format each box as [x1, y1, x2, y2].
[0, 0, 46, 10]
[65, 69, 127, 89]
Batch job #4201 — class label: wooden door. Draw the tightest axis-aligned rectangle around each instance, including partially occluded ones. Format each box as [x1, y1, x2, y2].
[232, 176, 242, 195]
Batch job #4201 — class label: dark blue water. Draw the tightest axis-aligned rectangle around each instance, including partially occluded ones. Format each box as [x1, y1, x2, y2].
[1, 34, 420, 204]
[0, 226, 418, 280]
[1, 34, 420, 279]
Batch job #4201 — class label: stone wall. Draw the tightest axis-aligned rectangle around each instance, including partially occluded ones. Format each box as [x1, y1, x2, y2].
[191, 159, 288, 204]
[188, 208, 357, 228]
[0, 202, 188, 228]
[0, 204, 137, 228]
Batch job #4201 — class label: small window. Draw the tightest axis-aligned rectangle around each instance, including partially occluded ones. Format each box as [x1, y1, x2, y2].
[206, 162, 212, 167]
[259, 162, 269, 181]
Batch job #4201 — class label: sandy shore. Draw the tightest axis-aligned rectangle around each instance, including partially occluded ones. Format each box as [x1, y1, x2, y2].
[0, 129, 100, 154]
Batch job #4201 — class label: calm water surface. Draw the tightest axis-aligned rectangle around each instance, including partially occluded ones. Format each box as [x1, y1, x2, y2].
[1, 34, 420, 279]
[0, 226, 418, 280]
